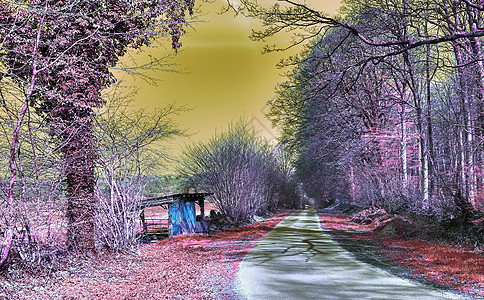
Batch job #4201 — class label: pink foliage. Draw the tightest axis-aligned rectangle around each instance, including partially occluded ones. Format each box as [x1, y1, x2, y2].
[0, 0, 194, 252]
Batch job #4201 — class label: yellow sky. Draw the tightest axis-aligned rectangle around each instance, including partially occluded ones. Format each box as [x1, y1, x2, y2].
[114, 0, 341, 163]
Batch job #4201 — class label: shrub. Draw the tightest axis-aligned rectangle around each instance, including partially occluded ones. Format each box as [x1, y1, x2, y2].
[94, 94, 183, 252]
[180, 119, 287, 223]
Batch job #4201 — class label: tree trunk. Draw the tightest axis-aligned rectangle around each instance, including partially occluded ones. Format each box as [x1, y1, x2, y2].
[454, 44, 476, 206]
[425, 42, 435, 196]
[0, 229, 13, 268]
[349, 165, 356, 204]
[403, 51, 429, 207]
[401, 101, 408, 193]
[65, 124, 96, 253]
[459, 128, 466, 198]
[470, 16, 484, 208]
[422, 145, 430, 208]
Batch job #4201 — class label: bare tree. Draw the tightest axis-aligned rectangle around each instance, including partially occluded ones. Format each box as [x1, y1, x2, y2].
[180, 119, 287, 223]
[0, 4, 60, 266]
[94, 89, 184, 252]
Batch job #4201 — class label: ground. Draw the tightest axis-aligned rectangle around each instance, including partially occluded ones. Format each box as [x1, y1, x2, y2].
[1, 209, 483, 299]
[239, 210, 462, 299]
[320, 212, 484, 298]
[0, 211, 289, 299]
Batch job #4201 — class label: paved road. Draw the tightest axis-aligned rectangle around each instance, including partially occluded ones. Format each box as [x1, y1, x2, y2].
[238, 210, 462, 299]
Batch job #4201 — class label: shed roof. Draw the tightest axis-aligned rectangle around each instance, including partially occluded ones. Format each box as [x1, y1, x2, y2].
[139, 193, 213, 209]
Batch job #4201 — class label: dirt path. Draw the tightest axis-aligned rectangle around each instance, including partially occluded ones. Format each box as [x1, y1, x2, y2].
[238, 209, 463, 299]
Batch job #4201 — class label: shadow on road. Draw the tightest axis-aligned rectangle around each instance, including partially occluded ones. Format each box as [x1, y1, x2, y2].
[238, 210, 463, 299]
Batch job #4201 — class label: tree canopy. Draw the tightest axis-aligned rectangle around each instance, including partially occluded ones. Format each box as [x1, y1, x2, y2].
[0, 0, 194, 255]
[253, 0, 484, 228]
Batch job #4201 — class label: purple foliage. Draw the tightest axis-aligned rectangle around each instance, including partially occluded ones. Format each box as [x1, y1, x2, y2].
[0, 0, 193, 252]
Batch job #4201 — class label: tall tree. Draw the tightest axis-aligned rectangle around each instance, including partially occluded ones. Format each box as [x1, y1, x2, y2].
[0, 0, 193, 253]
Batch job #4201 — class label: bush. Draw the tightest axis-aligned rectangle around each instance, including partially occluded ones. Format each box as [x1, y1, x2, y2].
[95, 177, 142, 253]
[94, 94, 184, 252]
[180, 119, 290, 223]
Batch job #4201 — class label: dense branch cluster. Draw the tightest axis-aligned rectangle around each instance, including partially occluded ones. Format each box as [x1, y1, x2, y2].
[180, 120, 299, 223]
[259, 0, 484, 234]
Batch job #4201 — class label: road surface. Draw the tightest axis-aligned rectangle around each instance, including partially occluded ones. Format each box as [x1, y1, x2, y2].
[238, 209, 462, 299]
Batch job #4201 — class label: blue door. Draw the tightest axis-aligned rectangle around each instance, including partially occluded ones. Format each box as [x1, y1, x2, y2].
[169, 200, 196, 236]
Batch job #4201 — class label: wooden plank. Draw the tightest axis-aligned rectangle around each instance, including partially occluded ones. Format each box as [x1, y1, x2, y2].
[198, 198, 205, 220]
[140, 193, 213, 209]
[140, 209, 148, 236]
[180, 201, 196, 234]
[143, 218, 169, 232]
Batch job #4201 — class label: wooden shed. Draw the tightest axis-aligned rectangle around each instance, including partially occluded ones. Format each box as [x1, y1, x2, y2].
[139, 193, 213, 239]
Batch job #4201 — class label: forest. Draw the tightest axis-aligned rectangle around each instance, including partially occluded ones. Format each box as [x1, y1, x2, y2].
[1, 0, 484, 298]
[248, 0, 484, 243]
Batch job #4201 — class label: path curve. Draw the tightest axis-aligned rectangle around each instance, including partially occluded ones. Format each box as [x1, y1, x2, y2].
[238, 210, 462, 299]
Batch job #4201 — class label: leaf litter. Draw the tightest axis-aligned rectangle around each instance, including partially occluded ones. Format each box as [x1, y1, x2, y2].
[0, 211, 290, 299]
[320, 212, 484, 298]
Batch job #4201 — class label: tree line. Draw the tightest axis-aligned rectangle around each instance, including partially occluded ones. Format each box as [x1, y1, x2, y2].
[239, 0, 484, 229]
